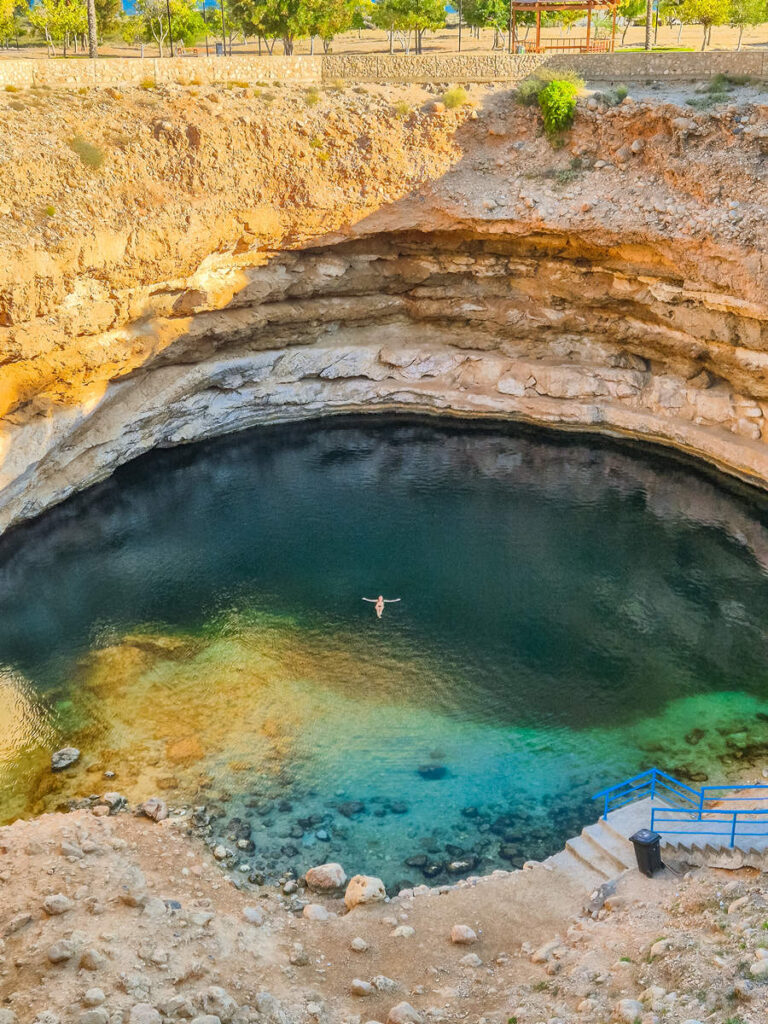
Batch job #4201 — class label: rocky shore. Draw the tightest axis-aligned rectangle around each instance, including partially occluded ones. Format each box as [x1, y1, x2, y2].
[2, 803, 768, 1024]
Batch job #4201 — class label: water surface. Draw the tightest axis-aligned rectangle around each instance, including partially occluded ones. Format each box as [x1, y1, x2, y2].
[2, 419, 768, 886]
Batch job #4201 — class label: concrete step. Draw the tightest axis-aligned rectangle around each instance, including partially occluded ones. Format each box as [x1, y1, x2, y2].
[565, 834, 618, 880]
[545, 847, 608, 890]
[583, 821, 634, 871]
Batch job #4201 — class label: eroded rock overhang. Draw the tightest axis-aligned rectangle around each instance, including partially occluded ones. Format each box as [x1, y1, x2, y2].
[3, 224, 768, 535]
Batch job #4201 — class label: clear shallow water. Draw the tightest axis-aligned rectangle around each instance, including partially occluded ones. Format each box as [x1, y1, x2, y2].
[3, 419, 768, 887]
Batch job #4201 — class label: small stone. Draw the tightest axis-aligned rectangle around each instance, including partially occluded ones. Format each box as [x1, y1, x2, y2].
[459, 953, 482, 967]
[190, 1017, 221, 1024]
[83, 991, 106, 1008]
[199, 986, 238, 1022]
[391, 925, 414, 938]
[51, 747, 80, 771]
[303, 904, 332, 921]
[350, 936, 369, 952]
[79, 1012, 108, 1024]
[372, 976, 399, 993]
[163, 996, 196, 1018]
[102, 792, 126, 811]
[47, 939, 76, 964]
[289, 943, 309, 966]
[350, 979, 375, 997]
[43, 893, 74, 916]
[386, 1002, 423, 1024]
[530, 938, 562, 963]
[141, 797, 168, 822]
[614, 999, 644, 1023]
[649, 938, 672, 958]
[127, 1007, 162, 1024]
[416, 764, 446, 780]
[213, 845, 228, 861]
[305, 862, 347, 892]
[80, 948, 107, 970]
[0, 1013, 17, 1024]
[750, 959, 768, 978]
[338, 801, 365, 818]
[345, 875, 386, 910]
[450, 924, 477, 945]
[242, 906, 265, 926]
[734, 978, 754, 1000]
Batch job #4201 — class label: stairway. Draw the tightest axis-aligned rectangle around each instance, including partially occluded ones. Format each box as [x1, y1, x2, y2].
[542, 796, 662, 887]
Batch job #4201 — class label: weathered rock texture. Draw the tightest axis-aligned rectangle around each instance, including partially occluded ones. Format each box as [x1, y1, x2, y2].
[1, 79, 767, 533]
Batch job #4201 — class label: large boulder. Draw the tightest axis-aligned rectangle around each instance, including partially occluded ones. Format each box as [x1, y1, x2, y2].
[305, 863, 346, 892]
[345, 875, 386, 910]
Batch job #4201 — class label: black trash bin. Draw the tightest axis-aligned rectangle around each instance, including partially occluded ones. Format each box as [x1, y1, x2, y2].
[629, 829, 663, 877]
[215, 41, 224, 56]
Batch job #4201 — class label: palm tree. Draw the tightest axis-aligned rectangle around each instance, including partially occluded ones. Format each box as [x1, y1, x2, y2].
[87, 0, 98, 56]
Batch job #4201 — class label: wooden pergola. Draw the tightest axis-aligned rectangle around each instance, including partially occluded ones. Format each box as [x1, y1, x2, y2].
[508, 0, 619, 53]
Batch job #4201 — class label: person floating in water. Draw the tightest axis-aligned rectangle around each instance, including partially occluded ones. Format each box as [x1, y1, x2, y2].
[362, 595, 401, 619]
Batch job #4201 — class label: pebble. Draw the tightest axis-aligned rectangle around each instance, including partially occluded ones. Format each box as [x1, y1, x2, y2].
[350, 936, 369, 952]
[127, 1007, 162, 1024]
[303, 904, 333, 921]
[199, 986, 238, 1021]
[47, 939, 76, 964]
[391, 925, 415, 938]
[43, 893, 73, 916]
[449, 924, 477, 945]
[141, 797, 168, 822]
[386, 1003, 423, 1024]
[242, 906, 265, 926]
[80, 947, 107, 970]
[83, 991, 105, 1008]
[213, 845, 228, 861]
[459, 952, 482, 967]
[350, 979, 375, 996]
[79, 1012, 108, 1024]
[372, 976, 399, 993]
[614, 999, 644, 1022]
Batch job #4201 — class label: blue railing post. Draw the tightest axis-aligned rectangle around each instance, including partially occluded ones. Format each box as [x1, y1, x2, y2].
[731, 814, 737, 848]
[651, 770, 656, 799]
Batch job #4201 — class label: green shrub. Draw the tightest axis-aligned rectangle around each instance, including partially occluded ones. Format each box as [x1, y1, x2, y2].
[44, 204, 56, 217]
[68, 135, 105, 169]
[140, 77, 156, 90]
[615, 83, 628, 101]
[304, 86, 320, 106]
[393, 99, 411, 118]
[442, 85, 468, 109]
[516, 67, 582, 107]
[4, 84, 20, 93]
[309, 135, 324, 148]
[538, 79, 579, 138]
[227, 80, 249, 89]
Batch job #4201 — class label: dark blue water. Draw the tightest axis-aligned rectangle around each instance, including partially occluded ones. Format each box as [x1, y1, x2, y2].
[2, 419, 768, 886]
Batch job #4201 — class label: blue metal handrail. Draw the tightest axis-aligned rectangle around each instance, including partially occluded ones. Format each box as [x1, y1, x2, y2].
[593, 767, 701, 821]
[651, 806, 768, 848]
[594, 768, 768, 849]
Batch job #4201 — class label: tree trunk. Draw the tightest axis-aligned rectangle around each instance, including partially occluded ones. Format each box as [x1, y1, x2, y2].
[283, 36, 293, 54]
[737, 24, 744, 49]
[87, 0, 98, 57]
[389, 29, 393, 53]
[644, 0, 652, 49]
[676, 20, 682, 42]
[701, 23, 707, 49]
[621, 20, 630, 44]
[309, 35, 314, 54]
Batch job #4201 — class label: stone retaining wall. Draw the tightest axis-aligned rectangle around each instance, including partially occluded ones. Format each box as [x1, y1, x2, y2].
[0, 48, 765, 90]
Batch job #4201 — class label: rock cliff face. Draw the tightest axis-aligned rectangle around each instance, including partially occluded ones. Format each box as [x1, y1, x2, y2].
[2, 79, 768, 533]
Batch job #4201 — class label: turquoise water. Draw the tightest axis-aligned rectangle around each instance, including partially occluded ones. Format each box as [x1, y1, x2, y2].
[2, 419, 768, 887]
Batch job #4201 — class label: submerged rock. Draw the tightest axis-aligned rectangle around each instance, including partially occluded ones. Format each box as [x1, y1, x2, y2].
[417, 764, 446, 780]
[51, 747, 80, 771]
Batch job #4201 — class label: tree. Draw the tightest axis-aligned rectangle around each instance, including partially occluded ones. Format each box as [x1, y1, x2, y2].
[29, 0, 88, 54]
[0, 0, 18, 43]
[372, 0, 444, 52]
[729, 0, 765, 48]
[137, 0, 204, 54]
[94, 0, 121, 36]
[303, 0, 355, 53]
[644, 0, 652, 48]
[617, 0, 644, 43]
[462, 0, 507, 48]
[679, 0, 730, 47]
[86, 0, 97, 56]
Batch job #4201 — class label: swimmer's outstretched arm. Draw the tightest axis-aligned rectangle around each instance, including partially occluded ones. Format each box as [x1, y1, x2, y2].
[362, 598, 377, 602]
[383, 598, 401, 603]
